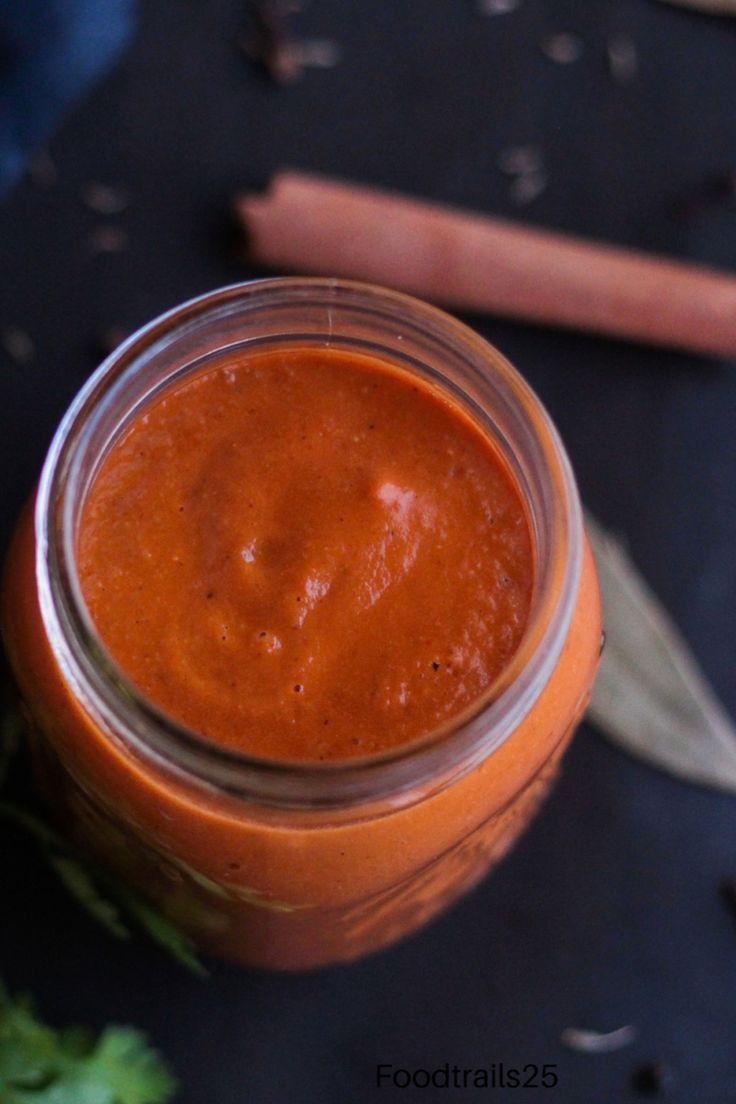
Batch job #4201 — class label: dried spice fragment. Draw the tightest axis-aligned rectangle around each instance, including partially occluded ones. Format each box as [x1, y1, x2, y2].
[1, 326, 35, 365]
[560, 1024, 637, 1053]
[242, 1, 340, 84]
[242, 1, 300, 85]
[242, 0, 297, 83]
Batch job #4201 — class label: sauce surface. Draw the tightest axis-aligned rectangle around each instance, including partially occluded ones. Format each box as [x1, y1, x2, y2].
[78, 347, 534, 761]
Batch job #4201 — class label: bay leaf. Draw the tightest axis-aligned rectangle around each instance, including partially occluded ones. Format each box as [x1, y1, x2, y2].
[585, 514, 736, 792]
[656, 0, 736, 14]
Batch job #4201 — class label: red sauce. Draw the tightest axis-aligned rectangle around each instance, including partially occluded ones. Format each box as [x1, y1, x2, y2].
[78, 346, 534, 761]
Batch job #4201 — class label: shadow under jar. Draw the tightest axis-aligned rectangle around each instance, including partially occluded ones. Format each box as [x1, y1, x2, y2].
[1, 279, 601, 970]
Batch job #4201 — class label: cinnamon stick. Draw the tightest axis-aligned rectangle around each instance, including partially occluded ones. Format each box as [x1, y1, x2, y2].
[236, 170, 736, 359]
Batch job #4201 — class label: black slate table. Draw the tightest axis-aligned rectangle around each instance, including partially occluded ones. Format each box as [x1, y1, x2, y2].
[1, 2, 735, 1101]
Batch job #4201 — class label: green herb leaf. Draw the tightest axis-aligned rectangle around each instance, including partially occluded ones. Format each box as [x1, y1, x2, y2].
[79, 1027, 177, 1104]
[47, 856, 131, 942]
[0, 678, 206, 974]
[0, 797, 205, 973]
[0, 799, 71, 852]
[107, 884, 208, 978]
[0, 979, 177, 1104]
[0, 799, 129, 941]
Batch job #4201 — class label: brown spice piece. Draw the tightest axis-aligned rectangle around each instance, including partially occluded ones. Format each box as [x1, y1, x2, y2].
[1, 326, 35, 365]
[236, 169, 736, 359]
[241, 1, 340, 84]
[242, 1, 300, 85]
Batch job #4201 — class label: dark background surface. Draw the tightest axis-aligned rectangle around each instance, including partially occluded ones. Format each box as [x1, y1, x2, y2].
[1, 1, 735, 1101]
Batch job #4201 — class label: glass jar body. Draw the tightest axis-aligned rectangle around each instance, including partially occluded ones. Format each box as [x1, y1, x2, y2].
[1, 280, 601, 970]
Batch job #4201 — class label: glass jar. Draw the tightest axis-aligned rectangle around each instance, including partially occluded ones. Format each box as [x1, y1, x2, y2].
[1, 279, 601, 970]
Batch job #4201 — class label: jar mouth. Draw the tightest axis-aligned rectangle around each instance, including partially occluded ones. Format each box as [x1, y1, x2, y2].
[35, 278, 583, 811]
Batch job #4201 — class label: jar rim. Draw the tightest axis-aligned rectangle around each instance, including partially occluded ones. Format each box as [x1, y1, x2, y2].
[35, 278, 583, 811]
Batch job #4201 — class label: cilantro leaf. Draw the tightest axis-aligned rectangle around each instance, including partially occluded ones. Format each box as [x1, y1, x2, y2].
[0, 802, 130, 943]
[0, 980, 177, 1104]
[0, 676, 206, 975]
[47, 857, 131, 942]
[76, 1027, 177, 1104]
[106, 885, 207, 978]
